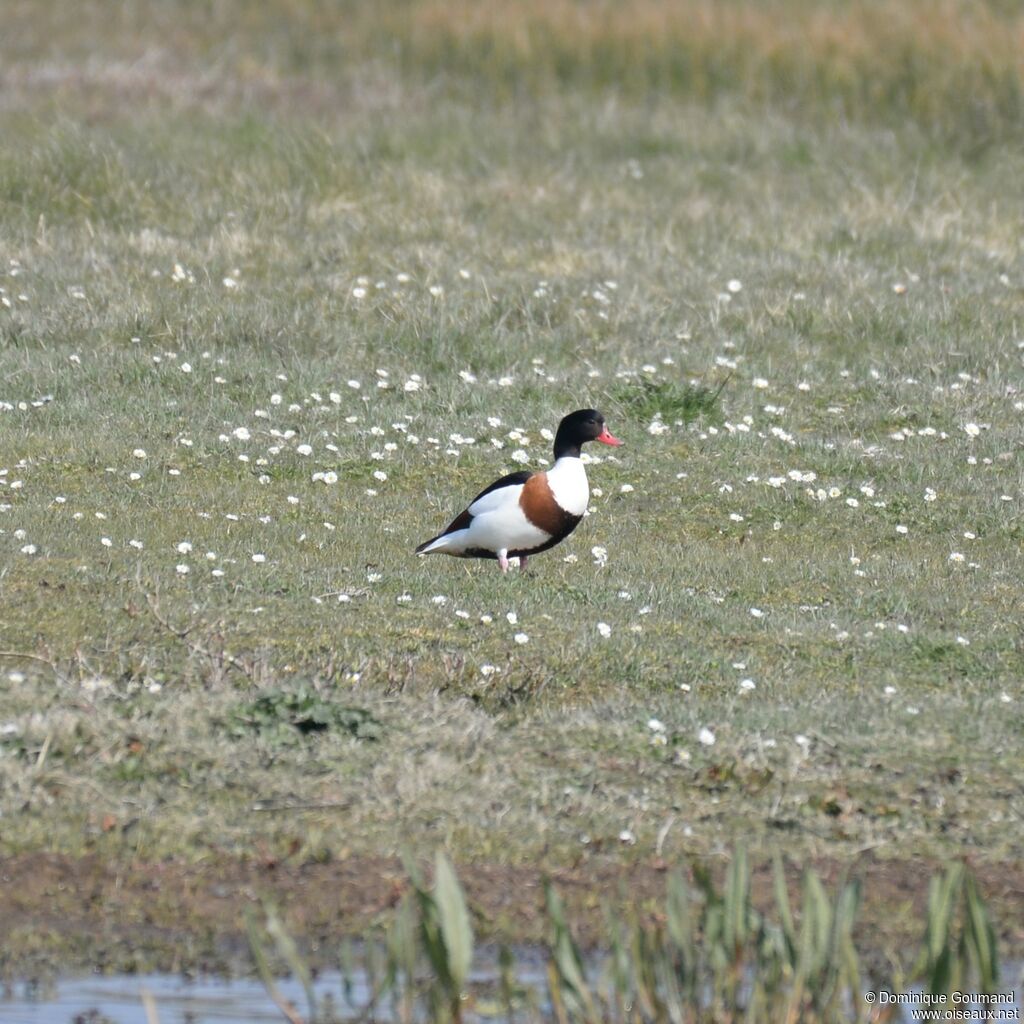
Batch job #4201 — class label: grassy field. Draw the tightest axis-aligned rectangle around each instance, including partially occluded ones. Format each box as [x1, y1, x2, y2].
[1, 0, 1023, 977]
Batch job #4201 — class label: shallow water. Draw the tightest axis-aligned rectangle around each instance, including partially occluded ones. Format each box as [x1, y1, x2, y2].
[0, 960, 548, 1024]
[3, 968, 1020, 1024]
[2, 971, 346, 1023]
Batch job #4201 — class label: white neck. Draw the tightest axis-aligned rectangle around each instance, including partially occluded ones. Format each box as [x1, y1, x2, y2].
[547, 456, 589, 516]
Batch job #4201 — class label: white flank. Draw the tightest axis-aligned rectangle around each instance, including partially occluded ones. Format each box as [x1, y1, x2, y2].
[466, 482, 548, 553]
[546, 457, 590, 517]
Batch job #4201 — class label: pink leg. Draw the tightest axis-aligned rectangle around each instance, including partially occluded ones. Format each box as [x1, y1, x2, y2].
[519, 555, 528, 571]
[498, 551, 510, 573]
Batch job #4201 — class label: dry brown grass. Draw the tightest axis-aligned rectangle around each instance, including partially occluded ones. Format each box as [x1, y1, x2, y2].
[4, 1, 1024, 142]
[388, 0, 1024, 135]
[396, 0, 1023, 75]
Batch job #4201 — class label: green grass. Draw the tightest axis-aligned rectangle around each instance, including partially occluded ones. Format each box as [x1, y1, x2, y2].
[1, 0, 1024, 973]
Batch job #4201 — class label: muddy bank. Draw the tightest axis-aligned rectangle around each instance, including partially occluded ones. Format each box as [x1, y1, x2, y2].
[2, 851, 1023, 977]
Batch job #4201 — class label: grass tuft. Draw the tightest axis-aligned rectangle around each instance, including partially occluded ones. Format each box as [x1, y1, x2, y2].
[226, 688, 383, 746]
[611, 376, 728, 426]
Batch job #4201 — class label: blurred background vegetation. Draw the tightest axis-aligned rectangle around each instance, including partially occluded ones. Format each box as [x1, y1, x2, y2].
[4, 0, 1023, 151]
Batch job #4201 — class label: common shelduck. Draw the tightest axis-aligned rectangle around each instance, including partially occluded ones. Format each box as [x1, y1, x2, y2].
[415, 409, 623, 572]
